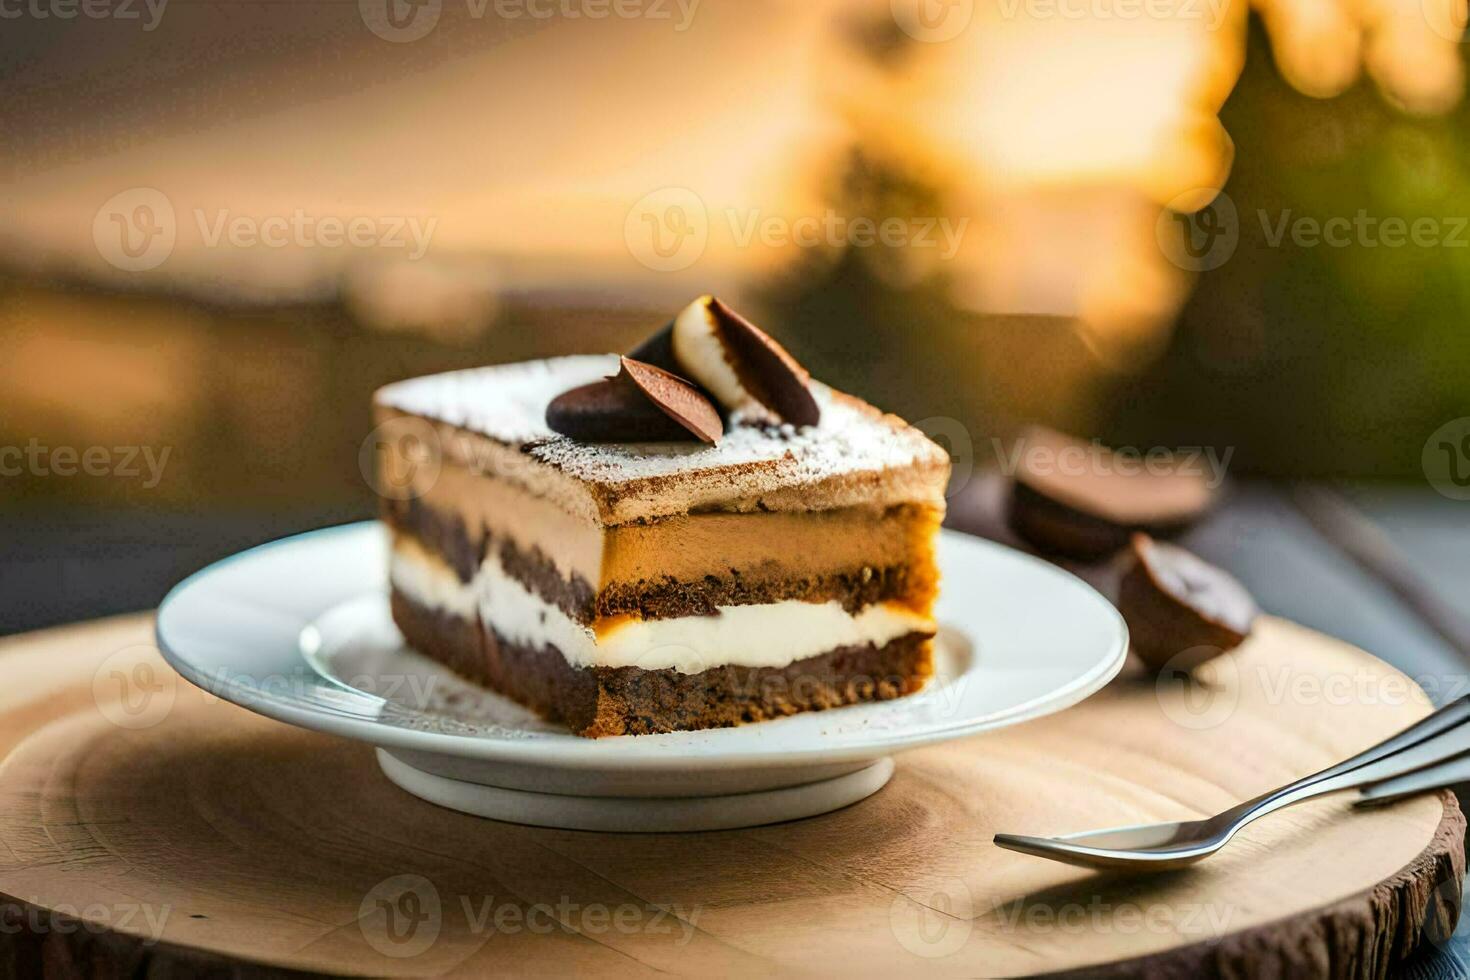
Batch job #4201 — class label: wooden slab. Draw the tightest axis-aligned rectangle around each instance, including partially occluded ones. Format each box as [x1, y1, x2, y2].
[0, 612, 1461, 978]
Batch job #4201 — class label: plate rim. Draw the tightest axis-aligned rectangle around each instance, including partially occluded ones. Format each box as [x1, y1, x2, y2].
[156, 521, 1128, 770]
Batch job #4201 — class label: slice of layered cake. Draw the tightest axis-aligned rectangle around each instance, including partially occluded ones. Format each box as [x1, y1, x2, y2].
[373, 297, 950, 737]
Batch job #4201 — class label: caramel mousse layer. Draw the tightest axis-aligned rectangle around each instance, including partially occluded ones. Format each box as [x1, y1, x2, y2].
[383, 462, 941, 625]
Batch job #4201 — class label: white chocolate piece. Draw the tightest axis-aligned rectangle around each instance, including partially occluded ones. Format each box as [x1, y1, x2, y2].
[671, 295, 750, 412]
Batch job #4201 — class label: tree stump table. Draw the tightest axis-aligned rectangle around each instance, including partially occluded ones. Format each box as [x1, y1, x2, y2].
[0, 612, 1461, 977]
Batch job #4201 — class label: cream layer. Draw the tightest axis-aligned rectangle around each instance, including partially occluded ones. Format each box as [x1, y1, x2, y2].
[389, 536, 934, 674]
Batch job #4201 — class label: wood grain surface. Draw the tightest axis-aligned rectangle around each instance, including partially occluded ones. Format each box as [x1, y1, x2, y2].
[0, 612, 1461, 978]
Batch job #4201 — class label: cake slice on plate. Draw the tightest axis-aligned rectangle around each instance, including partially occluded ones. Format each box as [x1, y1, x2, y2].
[373, 297, 950, 737]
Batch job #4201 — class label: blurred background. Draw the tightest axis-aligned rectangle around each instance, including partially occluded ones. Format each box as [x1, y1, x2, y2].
[3, 0, 1469, 634]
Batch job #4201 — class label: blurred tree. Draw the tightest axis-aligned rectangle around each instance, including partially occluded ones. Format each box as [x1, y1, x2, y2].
[1108, 16, 1470, 477]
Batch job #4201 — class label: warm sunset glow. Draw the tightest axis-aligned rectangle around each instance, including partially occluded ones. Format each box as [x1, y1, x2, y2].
[0, 0, 1462, 347]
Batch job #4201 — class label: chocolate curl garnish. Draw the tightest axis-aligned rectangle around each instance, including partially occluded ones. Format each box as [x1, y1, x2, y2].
[1119, 533, 1258, 672]
[618, 357, 723, 444]
[545, 358, 722, 444]
[1006, 426, 1215, 560]
[705, 298, 820, 427]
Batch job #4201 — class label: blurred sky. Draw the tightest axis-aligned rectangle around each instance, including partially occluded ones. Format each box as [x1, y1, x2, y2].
[1, 0, 1464, 347]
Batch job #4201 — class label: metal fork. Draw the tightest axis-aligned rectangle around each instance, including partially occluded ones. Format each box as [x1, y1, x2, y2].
[994, 695, 1470, 870]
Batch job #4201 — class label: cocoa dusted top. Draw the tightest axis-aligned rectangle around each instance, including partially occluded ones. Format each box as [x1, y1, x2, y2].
[373, 355, 951, 525]
[547, 357, 723, 445]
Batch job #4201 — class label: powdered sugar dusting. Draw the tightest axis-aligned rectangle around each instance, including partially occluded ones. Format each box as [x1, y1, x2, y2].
[380, 355, 611, 446]
[376, 354, 947, 490]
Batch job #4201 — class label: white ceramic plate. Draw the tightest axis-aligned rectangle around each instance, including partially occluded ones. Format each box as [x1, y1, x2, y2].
[157, 522, 1127, 831]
